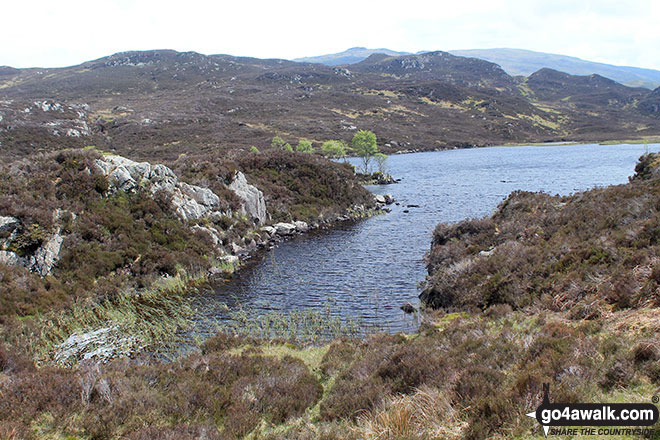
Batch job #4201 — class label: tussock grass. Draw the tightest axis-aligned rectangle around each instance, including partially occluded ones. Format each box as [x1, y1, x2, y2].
[354, 386, 467, 440]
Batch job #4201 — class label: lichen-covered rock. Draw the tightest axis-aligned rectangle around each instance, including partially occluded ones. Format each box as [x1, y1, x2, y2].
[110, 166, 137, 191]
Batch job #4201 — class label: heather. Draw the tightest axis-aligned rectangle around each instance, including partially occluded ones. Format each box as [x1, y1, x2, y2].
[0, 148, 375, 361]
[422, 154, 660, 313]
[2, 153, 660, 439]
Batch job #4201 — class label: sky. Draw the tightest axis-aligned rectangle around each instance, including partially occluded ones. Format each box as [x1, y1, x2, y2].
[2, 0, 659, 70]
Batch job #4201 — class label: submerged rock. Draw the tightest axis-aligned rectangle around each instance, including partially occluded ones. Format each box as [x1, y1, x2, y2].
[400, 303, 417, 314]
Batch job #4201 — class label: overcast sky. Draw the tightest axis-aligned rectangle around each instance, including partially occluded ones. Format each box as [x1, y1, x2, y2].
[2, 0, 659, 70]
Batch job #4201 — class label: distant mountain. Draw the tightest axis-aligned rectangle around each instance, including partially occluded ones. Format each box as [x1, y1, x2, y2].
[449, 48, 660, 89]
[294, 47, 660, 90]
[2, 49, 660, 162]
[294, 47, 411, 66]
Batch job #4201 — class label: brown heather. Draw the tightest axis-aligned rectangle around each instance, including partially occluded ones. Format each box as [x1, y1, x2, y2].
[2, 155, 660, 439]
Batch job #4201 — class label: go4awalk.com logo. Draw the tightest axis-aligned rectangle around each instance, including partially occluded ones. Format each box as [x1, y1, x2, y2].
[526, 384, 659, 437]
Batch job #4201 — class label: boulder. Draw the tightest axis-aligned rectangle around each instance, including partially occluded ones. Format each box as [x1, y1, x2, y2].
[294, 221, 309, 232]
[374, 194, 386, 204]
[273, 222, 296, 235]
[229, 171, 268, 224]
[400, 303, 417, 314]
[384, 194, 395, 205]
[260, 225, 277, 236]
[230, 242, 248, 255]
[219, 255, 239, 265]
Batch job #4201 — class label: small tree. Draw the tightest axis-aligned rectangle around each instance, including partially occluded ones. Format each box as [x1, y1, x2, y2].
[352, 130, 379, 173]
[271, 136, 285, 149]
[249, 146, 259, 153]
[296, 139, 315, 154]
[321, 140, 347, 159]
[283, 143, 294, 152]
[374, 152, 388, 173]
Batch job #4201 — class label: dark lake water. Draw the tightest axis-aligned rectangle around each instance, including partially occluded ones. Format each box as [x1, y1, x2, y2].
[190, 143, 660, 337]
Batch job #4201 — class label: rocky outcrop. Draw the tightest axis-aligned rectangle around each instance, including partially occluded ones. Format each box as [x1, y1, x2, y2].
[0, 216, 19, 234]
[0, 229, 64, 276]
[94, 155, 229, 221]
[374, 194, 395, 206]
[29, 231, 64, 276]
[0, 250, 25, 267]
[93, 155, 268, 226]
[229, 171, 268, 224]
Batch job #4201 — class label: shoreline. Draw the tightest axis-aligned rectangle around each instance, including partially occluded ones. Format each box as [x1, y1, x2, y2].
[344, 136, 660, 158]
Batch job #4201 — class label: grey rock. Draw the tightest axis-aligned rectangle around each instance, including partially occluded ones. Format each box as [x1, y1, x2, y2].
[149, 164, 178, 187]
[54, 326, 141, 366]
[179, 182, 221, 209]
[273, 222, 296, 235]
[30, 232, 64, 276]
[260, 225, 277, 236]
[110, 166, 137, 191]
[384, 194, 395, 204]
[0, 250, 26, 267]
[229, 171, 267, 224]
[374, 194, 386, 204]
[0, 216, 19, 235]
[230, 242, 248, 255]
[293, 221, 309, 232]
[219, 254, 240, 266]
[93, 159, 114, 175]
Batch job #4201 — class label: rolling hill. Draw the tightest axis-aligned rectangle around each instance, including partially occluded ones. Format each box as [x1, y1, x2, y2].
[1, 49, 660, 162]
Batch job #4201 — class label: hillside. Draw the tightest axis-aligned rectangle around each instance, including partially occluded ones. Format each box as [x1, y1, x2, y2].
[422, 153, 660, 313]
[294, 46, 660, 89]
[2, 155, 660, 439]
[2, 50, 660, 163]
[450, 48, 660, 89]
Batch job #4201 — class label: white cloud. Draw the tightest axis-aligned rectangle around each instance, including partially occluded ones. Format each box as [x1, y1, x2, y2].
[1, 0, 659, 70]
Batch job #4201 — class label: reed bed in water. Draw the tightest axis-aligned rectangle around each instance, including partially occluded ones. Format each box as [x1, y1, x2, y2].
[219, 301, 379, 345]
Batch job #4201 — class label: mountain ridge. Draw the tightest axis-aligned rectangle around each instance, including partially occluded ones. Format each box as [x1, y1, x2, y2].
[1, 49, 660, 162]
[293, 46, 660, 89]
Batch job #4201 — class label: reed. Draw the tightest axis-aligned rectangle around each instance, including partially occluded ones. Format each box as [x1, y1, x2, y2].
[220, 301, 376, 345]
[3, 269, 203, 366]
